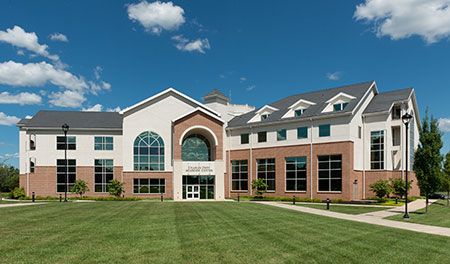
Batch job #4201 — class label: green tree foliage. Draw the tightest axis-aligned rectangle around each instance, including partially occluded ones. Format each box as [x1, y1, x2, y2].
[9, 187, 25, 199]
[369, 180, 392, 200]
[389, 178, 412, 199]
[442, 151, 450, 207]
[108, 180, 125, 197]
[413, 108, 444, 213]
[70, 179, 89, 197]
[0, 160, 19, 192]
[251, 178, 268, 197]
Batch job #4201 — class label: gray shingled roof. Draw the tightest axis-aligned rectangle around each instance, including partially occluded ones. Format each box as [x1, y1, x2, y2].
[228, 81, 375, 128]
[17, 110, 122, 129]
[202, 89, 230, 102]
[363, 88, 413, 114]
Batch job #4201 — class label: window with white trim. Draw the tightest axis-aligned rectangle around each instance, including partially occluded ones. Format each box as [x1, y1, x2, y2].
[94, 159, 114, 193]
[371, 131, 384, 169]
[94, 137, 113, 150]
[133, 178, 166, 194]
[57, 159, 76, 192]
[257, 158, 275, 191]
[318, 155, 342, 192]
[286, 157, 307, 191]
[231, 160, 248, 191]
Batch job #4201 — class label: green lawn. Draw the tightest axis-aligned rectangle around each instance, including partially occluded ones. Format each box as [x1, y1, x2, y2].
[1, 202, 450, 264]
[294, 203, 390, 215]
[386, 199, 450, 228]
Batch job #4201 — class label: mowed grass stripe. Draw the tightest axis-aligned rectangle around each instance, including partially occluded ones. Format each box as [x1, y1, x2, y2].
[1, 202, 450, 264]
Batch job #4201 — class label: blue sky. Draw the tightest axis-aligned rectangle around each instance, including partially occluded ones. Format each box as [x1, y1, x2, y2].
[2, 0, 450, 167]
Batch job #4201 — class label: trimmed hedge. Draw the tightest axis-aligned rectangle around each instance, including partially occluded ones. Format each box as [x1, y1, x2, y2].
[233, 195, 330, 203]
[19, 196, 142, 201]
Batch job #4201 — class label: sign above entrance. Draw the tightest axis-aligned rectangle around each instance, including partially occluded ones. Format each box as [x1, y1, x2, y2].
[182, 162, 215, 175]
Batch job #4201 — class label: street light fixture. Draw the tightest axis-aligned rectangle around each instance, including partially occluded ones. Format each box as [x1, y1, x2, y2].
[402, 113, 413, 219]
[62, 123, 69, 202]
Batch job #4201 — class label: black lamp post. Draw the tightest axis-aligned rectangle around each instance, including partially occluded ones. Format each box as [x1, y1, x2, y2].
[62, 123, 69, 202]
[402, 113, 413, 219]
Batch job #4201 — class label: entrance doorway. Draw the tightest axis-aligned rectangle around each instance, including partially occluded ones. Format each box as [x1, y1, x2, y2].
[186, 185, 200, 200]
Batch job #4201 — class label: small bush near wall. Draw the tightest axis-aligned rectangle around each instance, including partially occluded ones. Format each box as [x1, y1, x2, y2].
[232, 196, 330, 203]
[9, 187, 25, 199]
[19, 196, 142, 201]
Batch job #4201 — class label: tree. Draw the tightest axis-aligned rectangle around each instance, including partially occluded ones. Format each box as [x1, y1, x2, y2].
[389, 178, 412, 199]
[442, 151, 450, 207]
[413, 108, 444, 213]
[251, 178, 268, 197]
[70, 179, 89, 198]
[0, 160, 19, 192]
[369, 180, 392, 200]
[108, 180, 125, 197]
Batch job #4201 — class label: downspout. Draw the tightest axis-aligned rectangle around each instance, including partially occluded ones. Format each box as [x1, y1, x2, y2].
[362, 116, 366, 200]
[227, 129, 231, 198]
[26, 128, 29, 197]
[250, 126, 253, 196]
[309, 118, 313, 199]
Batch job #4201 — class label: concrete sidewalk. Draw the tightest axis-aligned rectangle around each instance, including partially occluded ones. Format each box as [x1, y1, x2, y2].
[260, 200, 450, 238]
[359, 199, 437, 218]
[0, 202, 45, 208]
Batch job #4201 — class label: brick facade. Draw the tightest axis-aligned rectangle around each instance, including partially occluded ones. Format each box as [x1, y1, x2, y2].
[122, 171, 172, 199]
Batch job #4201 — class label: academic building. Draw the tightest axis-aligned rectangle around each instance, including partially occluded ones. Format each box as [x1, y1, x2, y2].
[17, 81, 421, 201]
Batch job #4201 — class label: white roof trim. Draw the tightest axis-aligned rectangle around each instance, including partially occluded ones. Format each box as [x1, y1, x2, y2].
[120, 87, 221, 117]
[326, 92, 357, 103]
[288, 99, 316, 109]
[256, 105, 279, 114]
[171, 107, 224, 124]
[179, 125, 219, 146]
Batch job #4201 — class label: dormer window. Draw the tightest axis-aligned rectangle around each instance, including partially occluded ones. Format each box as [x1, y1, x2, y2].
[248, 105, 279, 123]
[294, 109, 306, 117]
[261, 114, 270, 121]
[282, 99, 316, 119]
[333, 102, 349, 112]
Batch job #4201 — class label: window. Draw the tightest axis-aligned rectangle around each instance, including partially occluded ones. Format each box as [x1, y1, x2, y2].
[182, 176, 215, 199]
[94, 159, 114, 193]
[240, 133, 249, 144]
[258, 132, 267, 143]
[57, 136, 76, 150]
[134, 131, 165, 171]
[297, 127, 308, 139]
[294, 109, 306, 117]
[333, 102, 348, 111]
[261, 114, 269, 121]
[277, 129, 286, 141]
[231, 160, 248, 191]
[182, 134, 211, 161]
[286, 157, 307, 191]
[392, 105, 401, 120]
[30, 158, 35, 173]
[30, 134, 36, 150]
[318, 155, 342, 192]
[371, 131, 384, 169]
[257, 158, 275, 191]
[133, 178, 166, 194]
[319, 124, 330, 137]
[57, 159, 76, 192]
[358, 126, 362, 139]
[392, 126, 400, 146]
[94, 136, 113, 150]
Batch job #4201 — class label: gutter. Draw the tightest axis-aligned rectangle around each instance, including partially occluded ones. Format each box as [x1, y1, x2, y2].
[309, 118, 313, 199]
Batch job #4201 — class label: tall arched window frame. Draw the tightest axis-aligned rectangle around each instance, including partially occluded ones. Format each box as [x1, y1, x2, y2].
[182, 134, 211, 161]
[134, 131, 165, 171]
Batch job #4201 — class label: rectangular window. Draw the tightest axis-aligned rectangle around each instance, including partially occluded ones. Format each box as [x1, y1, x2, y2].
[257, 158, 275, 191]
[297, 127, 308, 139]
[57, 159, 76, 192]
[392, 126, 400, 146]
[231, 160, 248, 191]
[392, 105, 401, 120]
[133, 178, 166, 194]
[318, 155, 342, 192]
[277, 129, 286, 141]
[333, 103, 348, 112]
[240, 133, 249, 144]
[30, 158, 35, 173]
[261, 114, 269, 121]
[94, 136, 114, 150]
[294, 109, 306, 117]
[57, 136, 76, 150]
[94, 159, 114, 193]
[371, 131, 385, 169]
[319, 124, 330, 137]
[358, 126, 362, 139]
[285, 157, 307, 191]
[30, 134, 36, 150]
[258, 131, 267, 143]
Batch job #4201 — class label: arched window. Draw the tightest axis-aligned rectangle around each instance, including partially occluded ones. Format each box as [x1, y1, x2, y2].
[182, 134, 211, 161]
[134, 131, 164, 171]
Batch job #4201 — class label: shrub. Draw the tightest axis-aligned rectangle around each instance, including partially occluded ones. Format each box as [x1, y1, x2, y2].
[313, 198, 322, 203]
[70, 179, 89, 197]
[108, 180, 125, 197]
[331, 199, 344, 203]
[370, 180, 392, 199]
[9, 187, 25, 199]
[69, 196, 141, 201]
[390, 178, 412, 198]
[251, 178, 268, 197]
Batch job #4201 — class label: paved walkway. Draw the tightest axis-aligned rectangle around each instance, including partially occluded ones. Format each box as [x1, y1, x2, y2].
[0, 202, 45, 208]
[260, 199, 450, 238]
[359, 199, 436, 218]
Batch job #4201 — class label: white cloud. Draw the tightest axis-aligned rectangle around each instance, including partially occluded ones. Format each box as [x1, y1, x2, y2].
[0, 152, 19, 159]
[0, 92, 42, 105]
[326, 71, 342, 80]
[0, 26, 59, 61]
[0, 112, 20, 126]
[354, 0, 450, 44]
[48, 90, 86, 108]
[127, 1, 185, 34]
[89, 81, 111, 95]
[240, 77, 246, 82]
[172, 35, 210, 53]
[0, 61, 88, 91]
[106, 106, 121, 112]
[83, 104, 103, 112]
[439, 118, 450, 132]
[94, 66, 102, 80]
[219, 74, 225, 79]
[246, 85, 256, 91]
[50, 33, 68, 42]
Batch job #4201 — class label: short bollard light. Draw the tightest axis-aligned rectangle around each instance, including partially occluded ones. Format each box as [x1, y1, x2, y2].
[161, 194, 163, 202]
[293, 195, 296, 205]
[238, 194, 240, 202]
[32, 192, 35, 202]
[326, 198, 330, 210]
[396, 197, 398, 204]
[59, 194, 62, 203]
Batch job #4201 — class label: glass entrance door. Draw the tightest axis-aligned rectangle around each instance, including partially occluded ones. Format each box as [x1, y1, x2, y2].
[186, 185, 200, 200]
